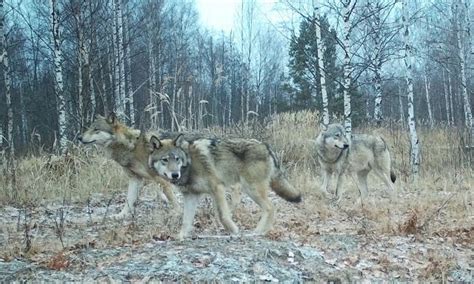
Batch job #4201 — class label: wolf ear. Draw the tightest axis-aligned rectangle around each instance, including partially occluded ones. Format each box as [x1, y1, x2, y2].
[149, 135, 161, 151]
[173, 134, 189, 148]
[320, 123, 328, 132]
[107, 112, 117, 125]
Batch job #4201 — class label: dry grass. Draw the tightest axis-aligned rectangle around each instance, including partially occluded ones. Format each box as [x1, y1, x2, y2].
[0, 110, 472, 280]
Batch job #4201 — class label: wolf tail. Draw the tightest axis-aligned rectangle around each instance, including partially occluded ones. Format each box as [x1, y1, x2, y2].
[266, 144, 302, 203]
[271, 173, 302, 203]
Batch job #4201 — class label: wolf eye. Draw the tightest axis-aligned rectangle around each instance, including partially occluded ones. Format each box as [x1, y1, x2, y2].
[161, 158, 168, 163]
[335, 133, 340, 138]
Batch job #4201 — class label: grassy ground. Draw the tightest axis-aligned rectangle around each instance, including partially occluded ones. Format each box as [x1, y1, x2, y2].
[0, 111, 472, 281]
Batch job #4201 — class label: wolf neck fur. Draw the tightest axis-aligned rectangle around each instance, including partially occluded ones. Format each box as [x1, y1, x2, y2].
[317, 138, 348, 163]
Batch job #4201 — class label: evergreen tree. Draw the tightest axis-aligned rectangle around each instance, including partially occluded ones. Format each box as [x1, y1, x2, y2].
[288, 15, 340, 114]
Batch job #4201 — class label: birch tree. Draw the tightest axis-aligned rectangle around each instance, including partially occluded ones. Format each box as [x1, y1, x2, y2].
[342, 0, 355, 141]
[402, 0, 420, 177]
[115, 0, 126, 121]
[50, 0, 68, 153]
[454, 2, 473, 139]
[314, 0, 329, 125]
[423, 72, 434, 128]
[123, 0, 134, 126]
[0, 0, 13, 156]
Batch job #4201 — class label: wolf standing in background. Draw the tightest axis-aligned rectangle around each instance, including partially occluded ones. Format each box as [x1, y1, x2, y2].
[315, 123, 396, 201]
[147, 135, 302, 240]
[79, 113, 178, 218]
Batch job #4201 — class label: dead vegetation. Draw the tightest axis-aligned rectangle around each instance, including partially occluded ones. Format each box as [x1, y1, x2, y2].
[0, 111, 472, 281]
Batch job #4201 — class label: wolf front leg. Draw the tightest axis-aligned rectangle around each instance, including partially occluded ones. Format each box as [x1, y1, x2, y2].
[320, 168, 332, 196]
[156, 177, 179, 208]
[178, 192, 202, 241]
[334, 171, 345, 201]
[114, 177, 144, 219]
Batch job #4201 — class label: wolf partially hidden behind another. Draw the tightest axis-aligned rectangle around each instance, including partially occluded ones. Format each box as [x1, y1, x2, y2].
[147, 134, 302, 240]
[79, 113, 181, 218]
[315, 123, 396, 201]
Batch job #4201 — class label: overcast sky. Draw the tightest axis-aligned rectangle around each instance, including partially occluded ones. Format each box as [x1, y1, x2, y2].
[195, 0, 290, 33]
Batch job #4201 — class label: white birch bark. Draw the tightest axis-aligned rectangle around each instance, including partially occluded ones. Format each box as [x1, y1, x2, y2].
[371, 3, 383, 124]
[115, 0, 126, 121]
[402, 0, 420, 177]
[455, 3, 474, 137]
[76, 8, 84, 125]
[423, 73, 434, 128]
[112, 0, 121, 117]
[0, 0, 13, 156]
[342, 0, 353, 141]
[398, 86, 405, 125]
[442, 69, 451, 125]
[147, 22, 157, 129]
[448, 73, 455, 125]
[87, 44, 95, 121]
[123, 1, 134, 126]
[314, 0, 329, 125]
[50, 0, 67, 153]
[19, 84, 27, 145]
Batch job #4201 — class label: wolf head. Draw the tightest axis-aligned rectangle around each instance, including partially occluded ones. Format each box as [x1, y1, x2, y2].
[320, 123, 349, 150]
[79, 113, 138, 148]
[79, 113, 118, 146]
[148, 134, 190, 184]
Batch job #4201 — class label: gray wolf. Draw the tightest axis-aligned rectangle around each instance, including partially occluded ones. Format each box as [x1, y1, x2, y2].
[147, 134, 302, 240]
[315, 123, 396, 201]
[79, 113, 179, 218]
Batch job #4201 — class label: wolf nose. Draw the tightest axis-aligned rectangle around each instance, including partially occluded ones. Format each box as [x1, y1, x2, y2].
[78, 136, 83, 142]
[171, 173, 180, 179]
[343, 144, 349, 149]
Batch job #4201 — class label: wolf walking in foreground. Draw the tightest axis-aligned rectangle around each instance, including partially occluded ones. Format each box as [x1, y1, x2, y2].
[315, 123, 396, 201]
[79, 113, 179, 218]
[147, 134, 302, 240]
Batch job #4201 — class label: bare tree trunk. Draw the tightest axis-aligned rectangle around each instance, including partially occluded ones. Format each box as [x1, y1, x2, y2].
[147, 23, 157, 129]
[342, 0, 353, 141]
[424, 73, 434, 128]
[188, 86, 193, 130]
[448, 73, 455, 125]
[398, 86, 405, 125]
[314, 0, 329, 125]
[50, 0, 68, 153]
[371, 3, 383, 125]
[116, 0, 126, 121]
[455, 4, 474, 137]
[77, 14, 84, 127]
[123, 1, 134, 126]
[112, 1, 120, 115]
[0, 0, 13, 156]
[442, 69, 451, 125]
[403, 0, 420, 178]
[19, 84, 27, 145]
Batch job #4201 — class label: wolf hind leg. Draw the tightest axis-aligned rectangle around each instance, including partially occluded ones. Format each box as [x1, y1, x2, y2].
[355, 170, 369, 199]
[372, 166, 395, 198]
[178, 193, 201, 241]
[212, 183, 239, 234]
[245, 182, 275, 235]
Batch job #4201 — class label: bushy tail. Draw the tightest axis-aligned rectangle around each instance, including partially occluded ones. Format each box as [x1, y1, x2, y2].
[390, 170, 396, 183]
[270, 173, 302, 203]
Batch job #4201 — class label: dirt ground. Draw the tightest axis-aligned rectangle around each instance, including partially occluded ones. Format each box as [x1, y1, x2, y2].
[0, 182, 472, 282]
